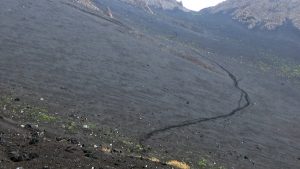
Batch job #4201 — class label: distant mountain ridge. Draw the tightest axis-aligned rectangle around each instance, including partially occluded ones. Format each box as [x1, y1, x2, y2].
[114, 0, 300, 31]
[210, 0, 300, 30]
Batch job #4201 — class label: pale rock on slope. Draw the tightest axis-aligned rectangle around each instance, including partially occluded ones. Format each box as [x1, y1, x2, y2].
[211, 0, 300, 30]
[73, 0, 100, 10]
[119, 0, 188, 13]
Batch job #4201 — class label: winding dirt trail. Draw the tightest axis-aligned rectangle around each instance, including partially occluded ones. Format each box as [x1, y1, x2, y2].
[139, 62, 251, 145]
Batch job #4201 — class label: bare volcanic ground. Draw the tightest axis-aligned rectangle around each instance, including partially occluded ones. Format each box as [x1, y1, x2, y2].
[0, 0, 300, 168]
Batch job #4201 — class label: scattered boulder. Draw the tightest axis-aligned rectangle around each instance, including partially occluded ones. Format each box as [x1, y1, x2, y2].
[82, 148, 98, 159]
[112, 148, 122, 154]
[65, 146, 78, 153]
[25, 124, 33, 129]
[29, 137, 39, 145]
[8, 151, 38, 162]
[55, 137, 64, 142]
[84, 152, 98, 159]
[68, 138, 79, 144]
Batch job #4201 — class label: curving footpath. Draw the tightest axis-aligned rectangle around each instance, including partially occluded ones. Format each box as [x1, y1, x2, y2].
[139, 62, 251, 145]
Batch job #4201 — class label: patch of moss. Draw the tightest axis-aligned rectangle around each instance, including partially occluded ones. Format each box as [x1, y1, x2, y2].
[257, 61, 271, 72]
[120, 140, 145, 153]
[121, 140, 134, 146]
[0, 96, 12, 105]
[66, 121, 77, 131]
[86, 122, 97, 129]
[29, 111, 57, 122]
[198, 158, 226, 169]
[135, 144, 144, 152]
[198, 158, 208, 169]
[280, 64, 300, 78]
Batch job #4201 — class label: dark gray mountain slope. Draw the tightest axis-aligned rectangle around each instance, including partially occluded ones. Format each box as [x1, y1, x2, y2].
[0, 0, 300, 169]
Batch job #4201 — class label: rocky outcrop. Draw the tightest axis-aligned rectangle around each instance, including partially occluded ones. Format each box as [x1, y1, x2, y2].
[73, 0, 100, 11]
[210, 0, 300, 30]
[119, 0, 188, 13]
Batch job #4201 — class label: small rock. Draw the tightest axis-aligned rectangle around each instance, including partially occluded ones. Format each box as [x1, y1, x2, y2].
[84, 153, 98, 159]
[244, 156, 249, 160]
[82, 148, 92, 154]
[20, 125, 25, 128]
[40, 98, 44, 101]
[8, 151, 38, 162]
[83, 125, 89, 129]
[14, 98, 20, 102]
[31, 131, 39, 138]
[56, 137, 64, 142]
[65, 146, 77, 153]
[29, 138, 39, 145]
[25, 124, 32, 129]
[68, 138, 79, 144]
[112, 148, 122, 154]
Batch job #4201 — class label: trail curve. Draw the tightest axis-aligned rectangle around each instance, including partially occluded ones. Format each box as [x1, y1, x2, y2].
[139, 62, 251, 145]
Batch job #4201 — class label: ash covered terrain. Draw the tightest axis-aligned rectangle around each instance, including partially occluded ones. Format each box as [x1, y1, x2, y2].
[0, 0, 300, 169]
